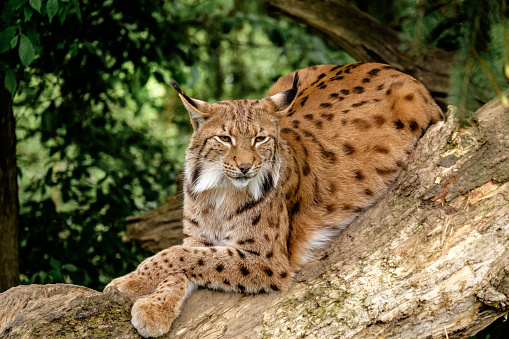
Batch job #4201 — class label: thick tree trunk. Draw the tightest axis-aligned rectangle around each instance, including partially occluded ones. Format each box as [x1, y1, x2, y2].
[1, 99, 508, 338]
[0, 54, 20, 293]
[264, 0, 455, 107]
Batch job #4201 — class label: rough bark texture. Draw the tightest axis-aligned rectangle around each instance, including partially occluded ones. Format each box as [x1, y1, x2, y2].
[1, 99, 508, 338]
[265, 0, 455, 107]
[0, 52, 21, 293]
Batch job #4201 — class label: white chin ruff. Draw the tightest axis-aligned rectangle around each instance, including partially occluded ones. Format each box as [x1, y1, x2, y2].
[190, 161, 279, 201]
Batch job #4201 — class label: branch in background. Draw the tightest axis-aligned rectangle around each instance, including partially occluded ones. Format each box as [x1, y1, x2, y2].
[264, 0, 455, 107]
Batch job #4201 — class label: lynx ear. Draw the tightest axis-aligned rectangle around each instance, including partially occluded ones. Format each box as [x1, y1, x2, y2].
[265, 71, 299, 116]
[171, 81, 212, 129]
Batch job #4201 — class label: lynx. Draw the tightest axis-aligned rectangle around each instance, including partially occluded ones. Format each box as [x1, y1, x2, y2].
[105, 62, 444, 337]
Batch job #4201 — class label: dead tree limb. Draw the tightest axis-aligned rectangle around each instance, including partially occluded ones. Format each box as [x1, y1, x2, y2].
[1, 100, 509, 338]
[265, 0, 455, 106]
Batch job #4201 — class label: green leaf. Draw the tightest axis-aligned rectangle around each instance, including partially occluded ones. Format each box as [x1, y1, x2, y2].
[19, 34, 35, 66]
[10, 35, 19, 49]
[8, 0, 28, 11]
[29, 0, 41, 13]
[4, 68, 17, 97]
[24, 6, 34, 21]
[47, 0, 59, 23]
[0, 26, 17, 53]
[71, 0, 82, 21]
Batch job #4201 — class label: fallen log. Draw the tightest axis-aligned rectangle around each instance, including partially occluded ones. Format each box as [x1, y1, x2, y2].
[1, 99, 508, 338]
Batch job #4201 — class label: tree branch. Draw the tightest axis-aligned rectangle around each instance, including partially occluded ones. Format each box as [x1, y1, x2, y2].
[1, 98, 508, 338]
[264, 0, 455, 105]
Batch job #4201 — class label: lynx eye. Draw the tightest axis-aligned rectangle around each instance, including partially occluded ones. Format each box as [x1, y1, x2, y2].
[254, 136, 268, 144]
[217, 135, 232, 143]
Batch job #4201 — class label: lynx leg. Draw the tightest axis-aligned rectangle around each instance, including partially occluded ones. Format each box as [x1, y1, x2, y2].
[131, 273, 195, 338]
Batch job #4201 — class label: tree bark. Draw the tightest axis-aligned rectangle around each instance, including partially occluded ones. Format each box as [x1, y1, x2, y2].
[0, 52, 20, 293]
[264, 0, 455, 107]
[1, 98, 509, 338]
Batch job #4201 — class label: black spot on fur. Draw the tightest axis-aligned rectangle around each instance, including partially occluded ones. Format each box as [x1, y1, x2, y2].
[330, 93, 339, 99]
[198, 259, 204, 266]
[376, 167, 398, 175]
[351, 100, 368, 108]
[342, 109, 350, 114]
[405, 93, 415, 101]
[353, 86, 365, 94]
[300, 95, 309, 107]
[292, 120, 300, 128]
[368, 68, 381, 77]
[377, 84, 384, 90]
[315, 120, 323, 128]
[354, 170, 365, 180]
[246, 250, 260, 256]
[270, 284, 280, 292]
[264, 267, 273, 277]
[321, 149, 337, 162]
[216, 264, 224, 272]
[317, 73, 326, 79]
[331, 65, 341, 71]
[340, 89, 350, 95]
[304, 114, 313, 120]
[331, 76, 344, 81]
[238, 284, 245, 292]
[362, 78, 370, 83]
[386, 89, 392, 95]
[236, 197, 264, 214]
[240, 266, 250, 276]
[236, 249, 245, 259]
[373, 145, 389, 153]
[223, 279, 230, 285]
[191, 166, 201, 184]
[302, 163, 311, 176]
[343, 143, 355, 155]
[365, 188, 374, 196]
[281, 127, 292, 134]
[320, 113, 334, 121]
[252, 214, 261, 225]
[409, 120, 420, 131]
[373, 115, 386, 126]
[394, 120, 405, 129]
[261, 173, 274, 196]
[266, 251, 273, 258]
[352, 118, 371, 129]
[320, 103, 332, 108]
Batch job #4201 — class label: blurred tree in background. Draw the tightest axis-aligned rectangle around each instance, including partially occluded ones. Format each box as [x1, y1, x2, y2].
[0, 0, 507, 312]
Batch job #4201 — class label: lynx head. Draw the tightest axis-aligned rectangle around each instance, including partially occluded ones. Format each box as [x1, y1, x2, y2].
[172, 73, 298, 199]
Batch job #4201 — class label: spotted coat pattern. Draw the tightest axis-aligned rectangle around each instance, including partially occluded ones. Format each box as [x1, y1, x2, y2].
[105, 62, 444, 338]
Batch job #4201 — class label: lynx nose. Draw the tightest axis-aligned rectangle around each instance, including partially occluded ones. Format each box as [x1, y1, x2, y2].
[238, 163, 252, 174]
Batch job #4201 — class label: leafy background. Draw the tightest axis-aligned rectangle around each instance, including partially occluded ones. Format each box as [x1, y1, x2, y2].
[0, 0, 508, 337]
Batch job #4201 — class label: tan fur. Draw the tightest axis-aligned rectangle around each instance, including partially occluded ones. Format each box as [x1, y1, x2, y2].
[105, 62, 444, 337]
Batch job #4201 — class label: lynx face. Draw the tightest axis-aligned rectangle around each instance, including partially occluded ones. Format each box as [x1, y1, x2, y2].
[188, 106, 282, 200]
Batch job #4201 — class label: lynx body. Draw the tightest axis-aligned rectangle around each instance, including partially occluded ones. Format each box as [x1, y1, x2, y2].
[105, 62, 444, 337]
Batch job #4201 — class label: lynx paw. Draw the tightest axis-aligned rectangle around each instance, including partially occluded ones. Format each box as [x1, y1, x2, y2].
[104, 272, 156, 297]
[131, 297, 179, 338]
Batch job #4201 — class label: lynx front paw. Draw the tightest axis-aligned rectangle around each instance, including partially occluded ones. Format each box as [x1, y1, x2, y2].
[104, 272, 157, 297]
[131, 297, 179, 338]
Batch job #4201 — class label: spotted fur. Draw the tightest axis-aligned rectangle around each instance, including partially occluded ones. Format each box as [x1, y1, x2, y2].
[105, 62, 444, 337]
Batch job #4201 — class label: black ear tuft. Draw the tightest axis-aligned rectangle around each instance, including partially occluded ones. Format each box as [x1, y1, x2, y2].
[278, 71, 299, 108]
[292, 71, 299, 91]
[170, 81, 199, 108]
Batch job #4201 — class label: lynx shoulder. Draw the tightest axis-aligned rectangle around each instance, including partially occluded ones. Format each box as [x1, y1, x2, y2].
[105, 62, 444, 337]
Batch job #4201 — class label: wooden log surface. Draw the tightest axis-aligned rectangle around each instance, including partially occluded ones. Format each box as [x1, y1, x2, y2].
[1, 100, 509, 338]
